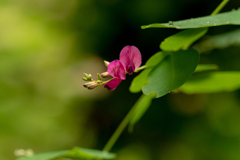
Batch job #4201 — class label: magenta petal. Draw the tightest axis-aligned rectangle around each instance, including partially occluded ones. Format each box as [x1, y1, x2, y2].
[104, 78, 122, 91]
[107, 60, 126, 80]
[119, 45, 142, 75]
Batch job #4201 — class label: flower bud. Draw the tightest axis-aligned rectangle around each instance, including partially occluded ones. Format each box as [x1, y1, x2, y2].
[104, 60, 110, 67]
[97, 73, 102, 80]
[87, 74, 92, 80]
[101, 72, 110, 78]
[82, 77, 88, 81]
[83, 81, 98, 89]
[83, 73, 92, 81]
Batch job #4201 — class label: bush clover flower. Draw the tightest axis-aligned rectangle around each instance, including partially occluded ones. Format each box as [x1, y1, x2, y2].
[119, 45, 142, 75]
[104, 60, 126, 91]
[83, 45, 143, 91]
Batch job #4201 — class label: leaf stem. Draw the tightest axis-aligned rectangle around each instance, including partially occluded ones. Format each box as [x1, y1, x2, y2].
[102, 99, 139, 152]
[134, 65, 146, 72]
[211, 0, 229, 16]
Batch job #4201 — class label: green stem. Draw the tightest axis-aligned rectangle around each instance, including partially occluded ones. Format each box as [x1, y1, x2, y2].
[102, 99, 139, 152]
[134, 65, 146, 72]
[100, 78, 114, 85]
[211, 0, 229, 15]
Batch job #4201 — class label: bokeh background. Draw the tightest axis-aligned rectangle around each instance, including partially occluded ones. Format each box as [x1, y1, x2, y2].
[1, 0, 240, 160]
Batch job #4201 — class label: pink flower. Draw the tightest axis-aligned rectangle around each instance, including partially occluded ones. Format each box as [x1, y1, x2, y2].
[104, 46, 142, 91]
[104, 60, 125, 91]
[120, 45, 142, 75]
[104, 78, 122, 91]
[107, 60, 126, 80]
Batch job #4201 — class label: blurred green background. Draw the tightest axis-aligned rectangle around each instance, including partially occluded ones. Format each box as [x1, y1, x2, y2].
[1, 0, 240, 160]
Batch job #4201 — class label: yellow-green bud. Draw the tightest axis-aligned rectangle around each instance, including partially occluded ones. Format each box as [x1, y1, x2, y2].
[97, 73, 102, 80]
[87, 74, 92, 80]
[82, 77, 88, 81]
[104, 60, 110, 67]
[83, 73, 92, 81]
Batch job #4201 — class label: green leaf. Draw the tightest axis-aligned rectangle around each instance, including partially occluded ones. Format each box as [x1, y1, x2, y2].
[194, 64, 218, 72]
[16, 147, 116, 160]
[142, 49, 199, 98]
[129, 51, 168, 93]
[130, 69, 151, 93]
[193, 28, 240, 53]
[64, 147, 116, 159]
[160, 28, 208, 51]
[180, 71, 240, 94]
[16, 150, 69, 160]
[128, 93, 155, 132]
[141, 10, 240, 29]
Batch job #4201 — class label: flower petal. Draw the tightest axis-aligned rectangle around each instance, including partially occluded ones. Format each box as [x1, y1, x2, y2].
[119, 45, 142, 75]
[107, 60, 126, 80]
[104, 78, 122, 91]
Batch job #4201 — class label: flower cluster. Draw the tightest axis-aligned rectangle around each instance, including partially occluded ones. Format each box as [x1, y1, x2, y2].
[83, 45, 142, 91]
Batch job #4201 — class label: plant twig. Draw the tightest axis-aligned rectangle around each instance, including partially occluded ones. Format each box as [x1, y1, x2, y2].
[211, 0, 229, 15]
[102, 95, 143, 152]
